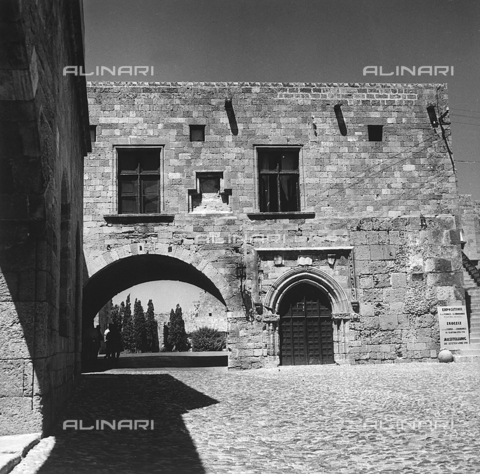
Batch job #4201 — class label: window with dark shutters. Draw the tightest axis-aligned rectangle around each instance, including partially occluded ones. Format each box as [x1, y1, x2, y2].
[118, 148, 161, 214]
[258, 148, 300, 212]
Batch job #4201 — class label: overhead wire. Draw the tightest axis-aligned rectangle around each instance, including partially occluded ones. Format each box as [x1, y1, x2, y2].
[317, 135, 438, 200]
[450, 121, 480, 127]
[320, 124, 460, 211]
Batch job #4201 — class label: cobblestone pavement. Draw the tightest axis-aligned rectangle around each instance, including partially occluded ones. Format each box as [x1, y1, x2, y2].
[11, 361, 480, 474]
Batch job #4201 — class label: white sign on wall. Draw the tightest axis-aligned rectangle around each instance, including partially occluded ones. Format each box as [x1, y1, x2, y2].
[437, 306, 470, 349]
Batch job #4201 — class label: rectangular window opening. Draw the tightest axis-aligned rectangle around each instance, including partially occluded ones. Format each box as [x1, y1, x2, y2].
[90, 125, 97, 143]
[117, 148, 161, 214]
[368, 125, 383, 142]
[190, 125, 205, 142]
[258, 148, 300, 213]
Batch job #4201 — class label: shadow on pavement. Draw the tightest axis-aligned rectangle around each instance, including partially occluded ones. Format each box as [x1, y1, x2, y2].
[39, 374, 219, 473]
[83, 352, 228, 373]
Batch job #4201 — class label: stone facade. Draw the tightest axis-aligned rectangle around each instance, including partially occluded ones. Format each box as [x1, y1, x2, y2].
[184, 291, 228, 333]
[0, 0, 91, 434]
[83, 81, 464, 369]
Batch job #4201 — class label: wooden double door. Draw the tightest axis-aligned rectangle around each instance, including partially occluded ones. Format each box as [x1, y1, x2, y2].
[279, 283, 334, 365]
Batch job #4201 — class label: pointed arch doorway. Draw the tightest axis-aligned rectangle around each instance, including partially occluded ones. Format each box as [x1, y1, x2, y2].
[279, 282, 334, 365]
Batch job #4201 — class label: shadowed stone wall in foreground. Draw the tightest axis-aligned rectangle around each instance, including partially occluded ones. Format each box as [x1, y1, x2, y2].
[0, 0, 90, 435]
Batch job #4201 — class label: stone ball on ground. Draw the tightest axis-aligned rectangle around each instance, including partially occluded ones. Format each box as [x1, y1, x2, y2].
[438, 349, 454, 363]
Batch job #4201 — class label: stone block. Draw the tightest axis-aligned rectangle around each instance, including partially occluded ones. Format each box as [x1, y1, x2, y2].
[383, 245, 396, 260]
[0, 360, 26, 397]
[370, 245, 384, 261]
[0, 302, 34, 359]
[359, 276, 373, 289]
[380, 313, 397, 330]
[436, 286, 455, 301]
[390, 272, 407, 288]
[426, 272, 455, 287]
[0, 272, 17, 302]
[363, 316, 379, 329]
[425, 258, 452, 273]
[0, 396, 43, 435]
[384, 288, 406, 303]
[389, 231, 401, 244]
[354, 260, 371, 275]
[390, 301, 405, 314]
[361, 303, 375, 317]
[373, 274, 390, 288]
[355, 246, 371, 261]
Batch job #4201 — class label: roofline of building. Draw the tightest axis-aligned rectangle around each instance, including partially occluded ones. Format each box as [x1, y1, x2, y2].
[87, 81, 449, 89]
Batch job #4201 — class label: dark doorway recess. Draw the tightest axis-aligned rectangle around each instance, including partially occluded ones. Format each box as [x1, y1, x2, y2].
[279, 283, 334, 365]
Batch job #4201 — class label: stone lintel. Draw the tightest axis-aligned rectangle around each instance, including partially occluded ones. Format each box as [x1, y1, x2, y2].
[332, 312, 355, 321]
[103, 214, 175, 224]
[246, 212, 315, 220]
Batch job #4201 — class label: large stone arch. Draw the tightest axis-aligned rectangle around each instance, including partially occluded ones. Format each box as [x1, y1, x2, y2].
[263, 267, 352, 317]
[83, 244, 234, 325]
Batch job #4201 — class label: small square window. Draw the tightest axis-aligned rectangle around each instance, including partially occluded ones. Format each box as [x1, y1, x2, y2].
[90, 125, 97, 143]
[190, 125, 205, 142]
[199, 175, 220, 193]
[189, 172, 231, 213]
[368, 125, 383, 141]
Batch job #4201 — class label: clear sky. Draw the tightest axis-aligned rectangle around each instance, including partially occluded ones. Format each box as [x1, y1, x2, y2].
[83, 0, 480, 310]
[112, 281, 204, 313]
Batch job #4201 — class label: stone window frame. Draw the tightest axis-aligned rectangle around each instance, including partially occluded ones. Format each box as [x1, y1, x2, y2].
[89, 125, 97, 143]
[117, 147, 162, 214]
[247, 145, 314, 220]
[103, 145, 174, 223]
[189, 125, 206, 142]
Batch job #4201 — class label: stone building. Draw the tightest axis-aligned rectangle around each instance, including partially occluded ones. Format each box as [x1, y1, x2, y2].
[0, 0, 91, 434]
[83, 81, 469, 369]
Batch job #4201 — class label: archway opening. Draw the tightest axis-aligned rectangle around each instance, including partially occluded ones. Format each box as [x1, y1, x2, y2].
[278, 282, 334, 366]
[83, 253, 226, 327]
[82, 254, 229, 367]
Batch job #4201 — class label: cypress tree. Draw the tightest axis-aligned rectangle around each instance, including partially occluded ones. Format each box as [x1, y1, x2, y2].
[122, 295, 135, 352]
[145, 299, 157, 352]
[133, 298, 147, 352]
[110, 304, 121, 328]
[164, 320, 171, 351]
[118, 301, 126, 349]
[167, 304, 188, 351]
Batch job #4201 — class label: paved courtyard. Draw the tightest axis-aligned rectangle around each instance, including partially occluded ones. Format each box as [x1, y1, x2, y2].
[11, 361, 480, 474]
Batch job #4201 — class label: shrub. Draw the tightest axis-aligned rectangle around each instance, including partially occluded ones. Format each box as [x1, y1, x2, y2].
[190, 327, 226, 352]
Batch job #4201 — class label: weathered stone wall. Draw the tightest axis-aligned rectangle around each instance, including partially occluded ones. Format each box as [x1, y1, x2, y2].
[0, 0, 90, 434]
[154, 293, 227, 349]
[348, 215, 463, 363]
[84, 81, 462, 369]
[183, 291, 228, 333]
